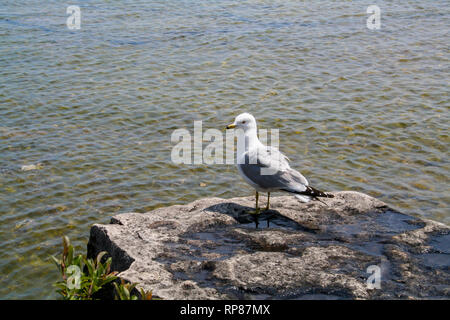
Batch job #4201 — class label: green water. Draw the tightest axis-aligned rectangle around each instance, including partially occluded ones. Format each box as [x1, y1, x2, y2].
[0, 1, 448, 299]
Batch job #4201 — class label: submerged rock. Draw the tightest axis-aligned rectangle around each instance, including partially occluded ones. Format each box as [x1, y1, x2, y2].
[21, 163, 43, 171]
[87, 191, 449, 299]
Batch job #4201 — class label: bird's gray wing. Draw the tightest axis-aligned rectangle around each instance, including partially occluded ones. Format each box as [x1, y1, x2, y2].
[238, 147, 309, 192]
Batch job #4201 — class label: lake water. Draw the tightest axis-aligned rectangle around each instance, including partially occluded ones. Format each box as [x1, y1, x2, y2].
[0, 0, 448, 299]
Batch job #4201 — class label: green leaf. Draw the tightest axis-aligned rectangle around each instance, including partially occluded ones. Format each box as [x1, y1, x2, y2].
[67, 245, 74, 265]
[113, 282, 120, 300]
[62, 236, 71, 257]
[85, 258, 94, 276]
[50, 255, 61, 268]
[96, 251, 107, 266]
[123, 286, 130, 300]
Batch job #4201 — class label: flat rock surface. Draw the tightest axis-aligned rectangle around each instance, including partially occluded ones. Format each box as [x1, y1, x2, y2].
[87, 191, 450, 299]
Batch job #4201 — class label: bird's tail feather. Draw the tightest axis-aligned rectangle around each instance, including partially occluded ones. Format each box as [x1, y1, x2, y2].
[284, 186, 334, 199]
[288, 186, 334, 204]
[305, 186, 334, 199]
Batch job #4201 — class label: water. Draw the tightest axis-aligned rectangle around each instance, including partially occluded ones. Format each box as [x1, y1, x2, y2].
[0, 0, 448, 299]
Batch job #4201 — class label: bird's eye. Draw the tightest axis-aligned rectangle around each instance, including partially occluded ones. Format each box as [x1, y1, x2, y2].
[242, 121, 246, 124]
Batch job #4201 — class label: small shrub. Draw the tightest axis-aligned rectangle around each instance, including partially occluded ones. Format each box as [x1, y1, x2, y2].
[51, 236, 153, 300]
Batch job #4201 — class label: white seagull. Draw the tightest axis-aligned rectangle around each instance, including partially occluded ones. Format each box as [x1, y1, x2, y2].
[226, 112, 334, 214]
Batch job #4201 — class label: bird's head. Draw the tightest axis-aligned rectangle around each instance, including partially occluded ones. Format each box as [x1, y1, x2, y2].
[226, 113, 257, 133]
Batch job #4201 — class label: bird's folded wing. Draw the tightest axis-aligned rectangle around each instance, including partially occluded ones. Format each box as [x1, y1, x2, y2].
[238, 147, 309, 192]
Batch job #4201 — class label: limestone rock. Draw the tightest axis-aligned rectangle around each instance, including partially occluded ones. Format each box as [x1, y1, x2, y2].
[87, 191, 450, 299]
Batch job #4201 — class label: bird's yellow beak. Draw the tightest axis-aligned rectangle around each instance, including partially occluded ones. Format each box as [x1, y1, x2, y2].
[226, 124, 236, 129]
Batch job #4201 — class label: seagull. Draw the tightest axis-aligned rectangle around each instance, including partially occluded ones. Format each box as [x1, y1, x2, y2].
[226, 113, 334, 214]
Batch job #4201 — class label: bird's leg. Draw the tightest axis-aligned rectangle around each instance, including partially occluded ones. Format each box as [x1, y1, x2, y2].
[265, 192, 270, 211]
[248, 191, 260, 215]
[255, 191, 260, 214]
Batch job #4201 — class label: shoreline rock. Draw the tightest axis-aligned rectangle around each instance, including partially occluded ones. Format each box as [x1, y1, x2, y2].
[87, 191, 450, 299]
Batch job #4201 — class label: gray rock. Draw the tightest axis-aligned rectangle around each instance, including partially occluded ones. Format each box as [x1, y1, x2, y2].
[87, 191, 450, 299]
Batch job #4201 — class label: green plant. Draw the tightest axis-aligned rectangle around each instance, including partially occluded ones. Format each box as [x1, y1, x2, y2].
[51, 236, 153, 300]
[51, 236, 118, 299]
[113, 279, 153, 300]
